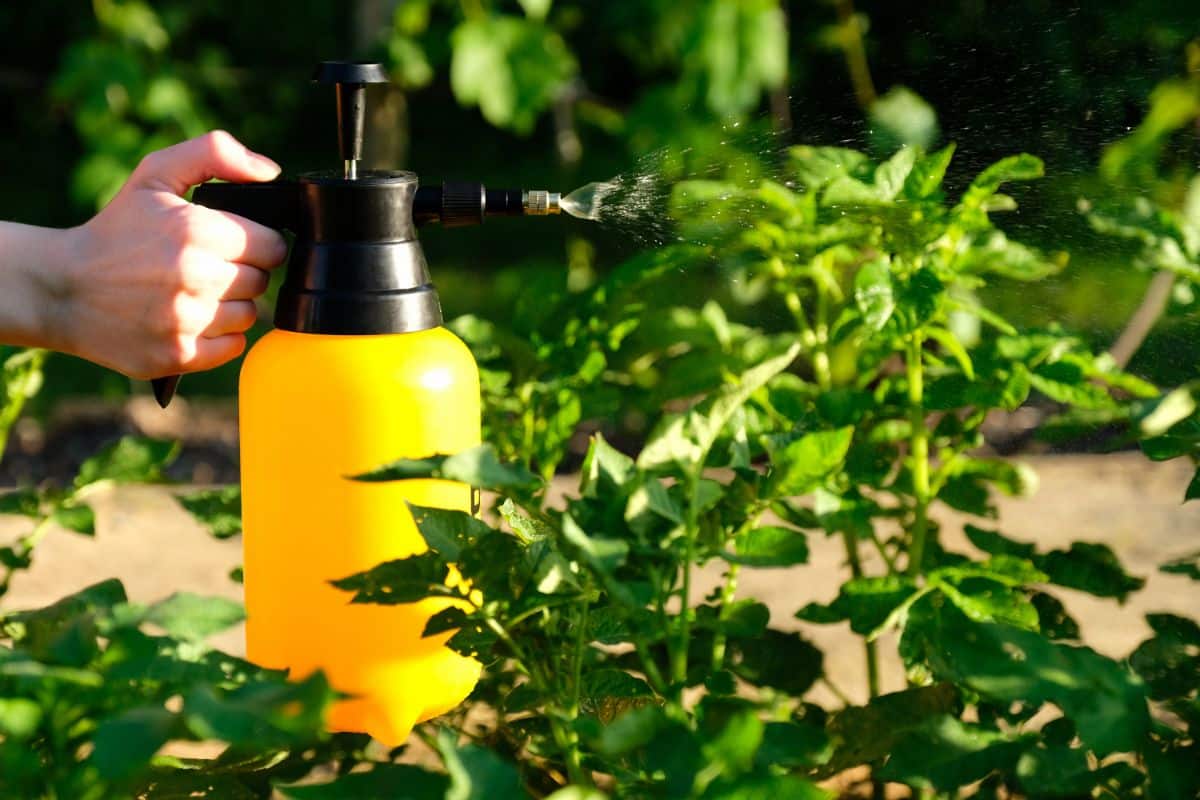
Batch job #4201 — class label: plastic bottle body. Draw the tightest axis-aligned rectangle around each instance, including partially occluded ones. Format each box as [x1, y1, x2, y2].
[238, 326, 481, 745]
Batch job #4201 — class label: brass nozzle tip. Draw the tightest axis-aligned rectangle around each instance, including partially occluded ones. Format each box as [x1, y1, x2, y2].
[522, 190, 561, 215]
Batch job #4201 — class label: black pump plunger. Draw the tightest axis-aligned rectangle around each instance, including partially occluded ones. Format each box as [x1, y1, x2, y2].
[313, 61, 389, 180]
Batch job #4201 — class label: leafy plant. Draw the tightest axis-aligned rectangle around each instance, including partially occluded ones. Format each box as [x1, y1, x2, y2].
[4, 140, 1200, 797]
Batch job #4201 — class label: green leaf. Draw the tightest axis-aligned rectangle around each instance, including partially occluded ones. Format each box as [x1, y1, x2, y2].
[723, 525, 809, 567]
[903, 143, 956, 199]
[789, 146, 872, 191]
[1160, 549, 1200, 580]
[74, 436, 179, 488]
[1038, 542, 1144, 602]
[91, 706, 177, 780]
[353, 444, 540, 492]
[701, 775, 832, 800]
[796, 575, 919, 636]
[183, 672, 333, 749]
[581, 433, 636, 497]
[873, 146, 919, 200]
[854, 258, 895, 331]
[332, 553, 456, 605]
[964, 525, 1036, 560]
[145, 593, 245, 642]
[562, 513, 628, 575]
[696, 0, 787, 118]
[902, 602, 1150, 755]
[409, 505, 495, 561]
[1129, 613, 1200, 700]
[869, 87, 939, 153]
[178, 486, 242, 539]
[0, 488, 40, 517]
[1016, 743, 1142, 798]
[583, 668, 655, 701]
[640, 344, 800, 473]
[764, 426, 853, 496]
[436, 727, 527, 800]
[0, 697, 42, 740]
[926, 327, 974, 380]
[450, 14, 575, 134]
[826, 684, 960, 772]
[277, 764, 450, 799]
[960, 154, 1044, 211]
[876, 715, 1025, 791]
[755, 720, 832, 770]
[729, 629, 821, 695]
[52, 502, 95, 535]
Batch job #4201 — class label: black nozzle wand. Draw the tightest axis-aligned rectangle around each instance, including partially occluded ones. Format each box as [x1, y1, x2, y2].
[413, 184, 561, 227]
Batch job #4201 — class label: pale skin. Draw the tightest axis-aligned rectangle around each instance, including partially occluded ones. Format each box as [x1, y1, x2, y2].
[0, 131, 288, 380]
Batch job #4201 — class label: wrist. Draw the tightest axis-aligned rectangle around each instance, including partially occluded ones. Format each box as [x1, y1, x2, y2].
[0, 222, 81, 353]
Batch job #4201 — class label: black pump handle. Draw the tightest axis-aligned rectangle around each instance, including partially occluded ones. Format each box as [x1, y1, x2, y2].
[151, 181, 300, 408]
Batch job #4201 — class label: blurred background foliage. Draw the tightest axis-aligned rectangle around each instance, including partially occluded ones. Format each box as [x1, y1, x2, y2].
[0, 0, 1197, 403]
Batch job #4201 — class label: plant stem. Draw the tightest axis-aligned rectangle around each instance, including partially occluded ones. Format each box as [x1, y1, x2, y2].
[1109, 269, 1174, 369]
[814, 283, 833, 391]
[710, 563, 740, 672]
[673, 474, 701, 696]
[562, 602, 590, 786]
[834, 0, 878, 110]
[906, 335, 931, 578]
[841, 530, 880, 700]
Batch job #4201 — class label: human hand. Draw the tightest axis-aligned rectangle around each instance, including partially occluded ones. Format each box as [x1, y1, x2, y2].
[52, 131, 288, 380]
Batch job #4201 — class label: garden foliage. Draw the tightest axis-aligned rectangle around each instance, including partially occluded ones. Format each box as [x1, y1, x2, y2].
[2, 142, 1198, 798]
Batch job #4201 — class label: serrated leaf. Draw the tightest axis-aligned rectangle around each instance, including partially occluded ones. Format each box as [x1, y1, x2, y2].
[764, 427, 853, 496]
[52, 503, 95, 535]
[729, 629, 821, 696]
[436, 727, 527, 800]
[332, 553, 457, 605]
[146, 593, 245, 642]
[74, 436, 178, 488]
[0, 488, 40, 517]
[183, 672, 333, 749]
[796, 575, 919, 636]
[902, 601, 1150, 755]
[178, 486, 241, 539]
[876, 715, 1026, 791]
[91, 706, 177, 780]
[723, 525, 809, 567]
[854, 258, 894, 331]
[640, 344, 800, 474]
[409, 505, 495, 561]
[0, 697, 42, 740]
[277, 764, 450, 799]
[353, 444, 540, 492]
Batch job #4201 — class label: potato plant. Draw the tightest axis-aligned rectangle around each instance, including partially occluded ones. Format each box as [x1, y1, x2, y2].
[1, 145, 1199, 798]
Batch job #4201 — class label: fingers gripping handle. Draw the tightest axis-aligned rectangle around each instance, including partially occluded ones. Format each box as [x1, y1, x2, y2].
[151, 181, 298, 408]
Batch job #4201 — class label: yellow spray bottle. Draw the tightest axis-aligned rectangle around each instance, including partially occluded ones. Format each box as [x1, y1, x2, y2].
[150, 61, 562, 745]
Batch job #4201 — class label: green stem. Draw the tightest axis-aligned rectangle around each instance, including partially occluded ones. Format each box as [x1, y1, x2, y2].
[0, 515, 53, 598]
[710, 563, 740, 673]
[834, 0, 878, 110]
[906, 335, 931, 578]
[672, 474, 701, 696]
[814, 284, 833, 391]
[712, 502, 767, 671]
[841, 530, 880, 700]
[561, 602, 590, 785]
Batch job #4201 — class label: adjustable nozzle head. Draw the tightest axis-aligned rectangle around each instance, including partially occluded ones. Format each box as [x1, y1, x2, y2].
[522, 190, 562, 215]
[313, 61, 390, 179]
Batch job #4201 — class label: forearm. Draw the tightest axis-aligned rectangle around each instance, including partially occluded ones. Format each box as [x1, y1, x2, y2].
[0, 221, 76, 351]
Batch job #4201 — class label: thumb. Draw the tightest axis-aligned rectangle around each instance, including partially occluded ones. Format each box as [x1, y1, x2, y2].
[131, 130, 281, 196]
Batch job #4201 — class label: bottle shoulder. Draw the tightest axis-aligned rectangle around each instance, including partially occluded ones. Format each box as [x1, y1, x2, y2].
[243, 327, 478, 382]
